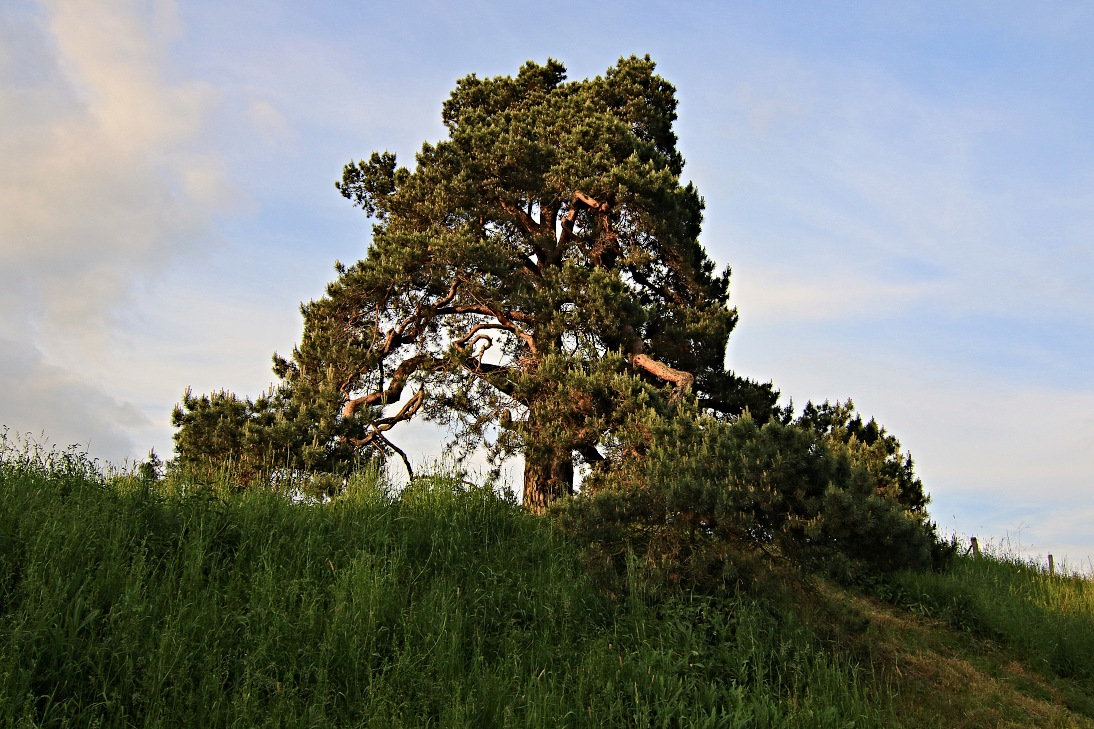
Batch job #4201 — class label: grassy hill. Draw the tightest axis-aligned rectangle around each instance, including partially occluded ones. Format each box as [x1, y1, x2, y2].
[1, 437, 1091, 727]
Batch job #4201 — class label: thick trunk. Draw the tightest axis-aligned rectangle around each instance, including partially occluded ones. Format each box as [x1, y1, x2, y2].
[523, 451, 574, 514]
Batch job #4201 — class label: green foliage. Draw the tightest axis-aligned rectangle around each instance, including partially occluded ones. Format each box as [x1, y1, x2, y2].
[556, 401, 945, 592]
[171, 386, 376, 489]
[137, 448, 163, 483]
[795, 399, 927, 513]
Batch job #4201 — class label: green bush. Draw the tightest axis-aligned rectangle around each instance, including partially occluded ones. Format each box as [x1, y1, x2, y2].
[556, 404, 946, 592]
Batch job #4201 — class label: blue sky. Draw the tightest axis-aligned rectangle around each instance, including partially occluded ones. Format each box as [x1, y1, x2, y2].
[2, 1, 1092, 568]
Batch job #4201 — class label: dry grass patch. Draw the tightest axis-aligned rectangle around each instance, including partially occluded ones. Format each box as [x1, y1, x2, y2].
[825, 587, 1094, 729]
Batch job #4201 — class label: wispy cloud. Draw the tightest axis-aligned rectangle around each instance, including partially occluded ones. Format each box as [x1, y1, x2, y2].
[0, 0, 236, 335]
[0, 0, 238, 461]
[0, 335, 149, 458]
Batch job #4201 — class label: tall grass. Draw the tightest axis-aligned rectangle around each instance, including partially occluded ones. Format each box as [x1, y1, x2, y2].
[0, 434, 889, 727]
[890, 546, 1094, 683]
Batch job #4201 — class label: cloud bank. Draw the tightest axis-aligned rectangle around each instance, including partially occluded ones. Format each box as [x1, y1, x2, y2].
[0, 0, 235, 460]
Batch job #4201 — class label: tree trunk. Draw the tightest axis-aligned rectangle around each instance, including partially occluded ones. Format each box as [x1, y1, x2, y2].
[523, 451, 574, 514]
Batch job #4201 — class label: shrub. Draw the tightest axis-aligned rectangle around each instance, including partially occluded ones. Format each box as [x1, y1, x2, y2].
[555, 404, 946, 592]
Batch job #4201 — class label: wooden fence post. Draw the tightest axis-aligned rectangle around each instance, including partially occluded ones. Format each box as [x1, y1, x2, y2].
[1048, 554, 1055, 576]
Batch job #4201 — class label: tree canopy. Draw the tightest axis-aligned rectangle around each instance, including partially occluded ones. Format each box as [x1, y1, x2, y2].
[219, 55, 769, 509]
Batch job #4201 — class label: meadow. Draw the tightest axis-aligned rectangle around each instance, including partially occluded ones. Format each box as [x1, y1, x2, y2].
[1, 434, 1091, 727]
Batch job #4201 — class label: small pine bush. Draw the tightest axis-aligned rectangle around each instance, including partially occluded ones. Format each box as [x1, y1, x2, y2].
[556, 403, 948, 592]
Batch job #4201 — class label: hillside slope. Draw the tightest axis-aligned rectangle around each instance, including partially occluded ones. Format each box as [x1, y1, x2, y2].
[811, 577, 1094, 728]
[1, 441, 1090, 727]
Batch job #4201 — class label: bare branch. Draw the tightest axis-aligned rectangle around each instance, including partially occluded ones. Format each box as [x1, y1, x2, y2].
[455, 322, 508, 348]
[498, 199, 547, 235]
[440, 304, 537, 354]
[342, 354, 433, 419]
[389, 278, 460, 347]
[541, 199, 559, 234]
[572, 191, 609, 211]
[435, 278, 461, 309]
[344, 389, 425, 480]
[371, 430, 414, 480]
[632, 353, 694, 400]
[373, 389, 425, 428]
[618, 324, 694, 400]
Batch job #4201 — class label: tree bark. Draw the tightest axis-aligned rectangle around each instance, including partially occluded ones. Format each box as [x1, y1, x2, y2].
[523, 450, 574, 514]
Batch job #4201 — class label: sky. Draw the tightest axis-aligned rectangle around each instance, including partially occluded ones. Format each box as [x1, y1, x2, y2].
[2, 0, 1092, 569]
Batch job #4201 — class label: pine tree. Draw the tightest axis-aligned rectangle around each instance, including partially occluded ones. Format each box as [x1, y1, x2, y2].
[179, 56, 776, 509]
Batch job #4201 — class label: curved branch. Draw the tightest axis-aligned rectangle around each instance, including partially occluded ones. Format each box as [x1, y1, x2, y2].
[444, 305, 537, 354]
[455, 322, 509, 348]
[342, 354, 433, 419]
[499, 199, 547, 235]
[373, 389, 425, 427]
[382, 434, 414, 480]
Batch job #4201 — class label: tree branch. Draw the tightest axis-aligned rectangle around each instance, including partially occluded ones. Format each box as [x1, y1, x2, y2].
[620, 324, 694, 401]
[372, 389, 425, 428]
[461, 360, 518, 397]
[365, 430, 414, 480]
[631, 353, 694, 398]
[499, 199, 547, 235]
[440, 305, 537, 354]
[573, 191, 609, 211]
[383, 434, 414, 480]
[344, 388, 425, 480]
[578, 445, 605, 464]
[557, 191, 611, 254]
[438, 304, 535, 323]
[455, 322, 509, 348]
[342, 354, 433, 419]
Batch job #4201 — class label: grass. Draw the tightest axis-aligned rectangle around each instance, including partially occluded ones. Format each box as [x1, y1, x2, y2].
[892, 550, 1094, 682]
[0, 435, 889, 728]
[869, 548, 1094, 727]
[2, 432, 1091, 727]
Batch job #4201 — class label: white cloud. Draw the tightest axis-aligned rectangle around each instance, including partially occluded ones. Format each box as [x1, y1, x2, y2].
[0, 0, 235, 335]
[0, 336, 148, 461]
[246, 98, 294, 146]
[731, 262, 941, 325]
[0, 0, 239, 461]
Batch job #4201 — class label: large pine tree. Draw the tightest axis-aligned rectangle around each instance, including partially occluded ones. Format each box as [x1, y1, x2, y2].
[176, 56, 777, 509]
